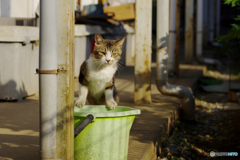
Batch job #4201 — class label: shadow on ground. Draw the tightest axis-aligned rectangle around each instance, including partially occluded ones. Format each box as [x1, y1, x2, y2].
[0, 97, 39, 160]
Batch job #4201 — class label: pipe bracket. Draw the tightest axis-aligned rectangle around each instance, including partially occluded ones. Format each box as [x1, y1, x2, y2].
[57, 65, 67, 71]
[36, 68, 60, 74]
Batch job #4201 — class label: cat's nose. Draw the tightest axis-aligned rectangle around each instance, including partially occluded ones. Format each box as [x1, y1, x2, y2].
[106, 60, 110, 63]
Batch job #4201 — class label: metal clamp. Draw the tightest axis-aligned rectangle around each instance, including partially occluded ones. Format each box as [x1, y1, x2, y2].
[36, 68, 60, 74]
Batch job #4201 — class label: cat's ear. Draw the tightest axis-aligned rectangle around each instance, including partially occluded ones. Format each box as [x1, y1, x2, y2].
[95, 33, 104, 45]
[114, 37, 125, 48]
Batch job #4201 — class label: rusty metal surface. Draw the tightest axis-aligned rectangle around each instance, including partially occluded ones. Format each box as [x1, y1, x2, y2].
[184, 0, 194, 64]
[196, 0, 203, 61]
[174, 0, 180, 76]
[134, 0, 152, 104]
[55, 0, 74, 159]
[36, 69, 59, 74]
[168, 0, 179, 77]
[125, 33, 135, 66]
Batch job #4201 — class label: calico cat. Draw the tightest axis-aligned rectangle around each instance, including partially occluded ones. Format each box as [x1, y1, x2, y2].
[75, 33, 125, 109]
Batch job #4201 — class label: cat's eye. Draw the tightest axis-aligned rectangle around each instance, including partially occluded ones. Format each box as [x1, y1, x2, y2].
[99, 52, 105, 55]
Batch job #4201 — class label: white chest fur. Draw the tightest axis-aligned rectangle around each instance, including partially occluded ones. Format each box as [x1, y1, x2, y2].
[86, 59, 117, 99]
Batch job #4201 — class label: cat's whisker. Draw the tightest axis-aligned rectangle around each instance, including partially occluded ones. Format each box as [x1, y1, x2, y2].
[119, 61, 124, 64]
[116, 63, 124, 73]
[96, 63, 103, 71]
[116, 66, 123, 76]
[92, 61, 100, 69]
[117, 58, 124, 63]
[89, 60, 102, 69]
[118, 62, 124, 65]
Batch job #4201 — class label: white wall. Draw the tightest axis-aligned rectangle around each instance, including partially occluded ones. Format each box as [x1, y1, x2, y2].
[1, 0, 39, 18]
[80, 0, 98, 11]
[107, 0, 135, 5]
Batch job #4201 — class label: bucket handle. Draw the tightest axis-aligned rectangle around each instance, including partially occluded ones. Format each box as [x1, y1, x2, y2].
[74, 114, 94, 138]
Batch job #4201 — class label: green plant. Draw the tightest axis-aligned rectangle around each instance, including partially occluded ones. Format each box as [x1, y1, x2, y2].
[225, 0, 240, 7]
[162, 137, 167, 147]
[215, 0, 240, 75]
[216, 0, 240, 42]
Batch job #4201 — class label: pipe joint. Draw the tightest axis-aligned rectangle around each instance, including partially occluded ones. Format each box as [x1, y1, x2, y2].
[156, 80, 195, 120]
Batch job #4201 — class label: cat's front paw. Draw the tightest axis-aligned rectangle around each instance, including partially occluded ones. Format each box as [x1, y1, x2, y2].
[106, 99, 117, 110]
[75, 99, 86, 108]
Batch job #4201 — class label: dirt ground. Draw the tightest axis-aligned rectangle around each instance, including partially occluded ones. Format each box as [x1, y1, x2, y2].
[158, 71, 240, 160]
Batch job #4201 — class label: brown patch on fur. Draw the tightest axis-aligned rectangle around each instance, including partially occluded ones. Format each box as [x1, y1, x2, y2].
[93, 33, 125, 61]
[87, 94, 103, 105]
[105, 77, 115, 90]
[78, 61, 89, 86]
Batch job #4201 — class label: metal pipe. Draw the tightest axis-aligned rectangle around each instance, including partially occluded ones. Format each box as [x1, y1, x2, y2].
[134, 0, 152, 104]
[209, 0, 215, 42]
[174, 0, 180, 76]
[215, 0, 221, 37]
[168, 0, 177, 76]
[196, 0, 222, 69]
[184, 0, 194, 64]
[156, 0, 195, 120]
[202, 0, 209, 48]
[39, 0, 57, 159]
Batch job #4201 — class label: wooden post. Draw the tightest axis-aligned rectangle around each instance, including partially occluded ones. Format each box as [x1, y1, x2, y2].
[134, 0, 152, 104]
[184, 0, 194, 64]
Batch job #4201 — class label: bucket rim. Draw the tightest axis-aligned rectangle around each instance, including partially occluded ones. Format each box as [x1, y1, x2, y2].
[74, 105, 141, 118]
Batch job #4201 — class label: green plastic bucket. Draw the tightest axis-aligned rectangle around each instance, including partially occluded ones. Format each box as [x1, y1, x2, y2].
[74, 105, 141, 160]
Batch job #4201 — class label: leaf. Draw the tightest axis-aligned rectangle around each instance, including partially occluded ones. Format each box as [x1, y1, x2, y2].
[215, 23, 240, 42]
[235, 15, 240, 21]
[224, 0, 240, 7]
[173, 157, 178, 160]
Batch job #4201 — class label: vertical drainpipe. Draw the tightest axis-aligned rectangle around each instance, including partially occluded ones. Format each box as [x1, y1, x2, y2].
[39, 0, 57, 159]
[156, 0, 195, 120]
[184, 0, 194, 64]
[203, 0, 209, 48]
[168, 0, 177, 77]
[209, 0, 215, 42]
[173, 0, 181, 77]
[134, 0, 152, 104]
[196, 0, 222, 69]
[196, 0, 204, 63]
[215, 0, 221, 37]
